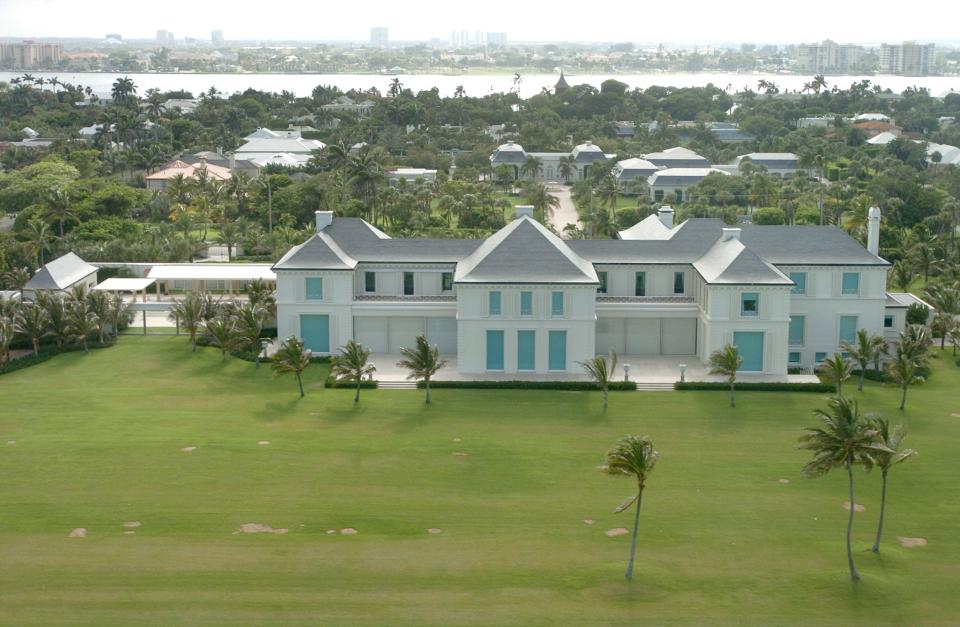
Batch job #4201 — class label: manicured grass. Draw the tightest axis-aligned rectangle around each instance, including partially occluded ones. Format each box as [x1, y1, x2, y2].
[1, 337, 958, 625]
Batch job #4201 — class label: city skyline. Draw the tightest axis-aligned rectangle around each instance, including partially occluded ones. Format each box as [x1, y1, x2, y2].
[1, 0, 958, 45]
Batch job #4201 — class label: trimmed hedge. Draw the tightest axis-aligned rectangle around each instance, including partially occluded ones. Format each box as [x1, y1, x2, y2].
[0, 341, 116, 376]
[675, 381, 837, 393]
[415, 380, 637, 391]
[325, 377, 378, 389]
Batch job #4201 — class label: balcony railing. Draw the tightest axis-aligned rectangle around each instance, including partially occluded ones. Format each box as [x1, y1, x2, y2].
[354, 294, 457, 303]
[596, 295, 695, 304]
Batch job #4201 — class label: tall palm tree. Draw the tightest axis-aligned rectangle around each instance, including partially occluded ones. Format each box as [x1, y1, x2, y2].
[216, 221, 242, 261]
[595, 174, 622, 214]
[66, 300, 98, 354]
[331, 339, 377, 403]
[204, 316, 236, 361]
[709, 344, 742, 407]
[36, 291, 69, 347]
[44, 188, 77, 238]
[886, 352, 923, 411]
[2, 267, 31, 301]
[168, 291, 205, 352]
[869, 417, 916, 552]
[557, 156, 575, 184]
[15, 303, 50, 356]
[898, 324, 932, 365]
[888, 260, 915, 293]
[579, 351, 617, 408]
[234, 302, 268, 368]
[106, 293, 132, 338]
[817, 353, 853, 396]
[524, 183, 561, 221]
[841, 329, 887, 391]
[271, 336, 311, 397]
[520, 155, 544, 180]
[25, 218, 53, 266]
[397, 334, 447, 404]
[599, 435, 659, 582]
[0, 316, 14, 366]
[86, 290, 111, 345]
[798, 396, 884, 582]
[244, 279, 276, 317]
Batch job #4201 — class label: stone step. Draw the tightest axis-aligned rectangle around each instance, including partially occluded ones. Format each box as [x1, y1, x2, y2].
[634, 382, 676, 391]
[377, 381, 418, 389]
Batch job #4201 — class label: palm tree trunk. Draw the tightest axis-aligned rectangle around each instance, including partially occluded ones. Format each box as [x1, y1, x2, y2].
[425, 377, 431, 404]
[625, 488, 643, 581]
[899, 386, 907, 411]
[858, 371, 865, 392]
[872, 470, 888, 552]
[296, 373, 304, 397]
[603, 387, 608, 409]
[191, 332, 197, 352]
[846, 462, 861, 582]
[32, 338, 39, 356]
[254, 353, 260, 369]
[730, 381, 736, 408]
[354, 380, 361, 403]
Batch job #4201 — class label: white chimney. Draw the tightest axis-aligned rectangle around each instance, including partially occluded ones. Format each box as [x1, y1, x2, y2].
[658, 205, 674, 228]
[722, 227, 741, 241]
[515, 205, 535, 220]
[315, 210, 333, 232]
[867, 206, 881, 256]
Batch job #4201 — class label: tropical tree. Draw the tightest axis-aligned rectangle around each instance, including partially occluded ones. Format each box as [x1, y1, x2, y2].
[869, 417, 916, 552]
[0, 316, 15, 366]
[66, 299, 98, 354]
[524, 182, 561, 221]
[396, 334, 446, 404]
[86, 290, 111, 344]
[709, 344, 742, 407]
[216, 221, 242, 261]
[234, 302, 268, 368]
[817, 353, 853, 396]
[330, 339, 377, 403]
[949, 325, 960, 356]
[888, 260, 915, 293]
[840, 330, 888, 390]
[244, 279, 276, 317]
[885, 352, 923, 411]
[898, 324, 932, 364]
[798, 396, 884, 582]
[599, 435, 659, 582]
[15, 302, 50, 355]
[579, 351, 617, 408]
[2, 267, 31, 301]
[43, 187, 77, 237]
[106, 293, 132, 338]
[36, 291, 69, 347]
[204, 316, 237, 361]
[557, 156, 575, 184]
[271, 336, 311, 397]
[520, 155, 544, 180]
[168, 291, 205, 352]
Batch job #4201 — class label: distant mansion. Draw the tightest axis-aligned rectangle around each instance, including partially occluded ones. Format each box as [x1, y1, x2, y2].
[272, 207, 919, 376]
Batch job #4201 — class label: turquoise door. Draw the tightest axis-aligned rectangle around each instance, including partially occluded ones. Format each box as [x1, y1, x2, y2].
[300, 314, 330, 353]
[733, 331, 764, 372]
[548, 330, 567, 371]
[517, 330, 535, 371]
[486, 330, 504, 370]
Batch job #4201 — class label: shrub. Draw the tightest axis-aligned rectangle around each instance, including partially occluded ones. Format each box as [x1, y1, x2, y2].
[906, 303, 929, 325]
[324, 377, 378, 389]
[0, 341, 115, 376]
[674, 381, 836, 393]
[753, 207, 785, 225]
[415, 380, 637, 391]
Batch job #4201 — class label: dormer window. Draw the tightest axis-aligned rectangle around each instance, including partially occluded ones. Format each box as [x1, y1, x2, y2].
[741, 292, 759, 317]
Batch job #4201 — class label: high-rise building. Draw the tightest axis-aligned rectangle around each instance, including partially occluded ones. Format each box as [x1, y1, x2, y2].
[0, 40, 63, 69]
[370, 27, 388, 48]
[880, 41, 934, 76]
[486, 32, 507, 47]
[156, 30, 175, 46]
[451, 30, 470, 48]
[795, 39, 861, 74]
[211, 30, 224, 46]
[105, 33, 122, 41]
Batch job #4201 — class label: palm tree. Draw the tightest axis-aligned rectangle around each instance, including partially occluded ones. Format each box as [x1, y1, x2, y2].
[930, 312, 958, 350]
[557, 156, 575, 184]
[520, 155, 544, 181]
[595, 175, 622, 214]
[85, 290, 111, 345]
[524, 183, 561, 222]
[0, 316, 14, 366]
[886, 352, 923, 411]
[798, 396, 883, 582]
[44, 188, 77, 238]
[25, 218, 53, 266]
[106, 293, 132, 338]
[234, 302, 268, 368]
[204, 316, 236, 361]
[2, 267, 31, 301]
[397, 334, 447, 404]
[841, 329, 888, 391]
[67, 300, 98, 354]
[168, 291, 205, 352]
[709, 344, 742, 407]
[889, 261, 915, 293]
[599, 435, 659, 582]
[271, 336, 311, 397]
[331, 339, 377, 403]
[898, 324, 932, 365]
[36, 291, 69, 347]
[15, 302, 50, 355]
[216, 221, 242, 261]
[244, 279, 276, 317]
[579, 351, 617, 408]
[949, 325, 960, 356]
[869, 417, 916, 552]
[817, 353, 853, 396]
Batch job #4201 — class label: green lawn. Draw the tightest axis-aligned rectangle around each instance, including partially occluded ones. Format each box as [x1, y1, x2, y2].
[1, 338, 959, 625]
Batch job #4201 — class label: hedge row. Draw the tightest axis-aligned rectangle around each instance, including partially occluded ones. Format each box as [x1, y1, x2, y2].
[324, 377, 378, 389]
[674, 381, 837, 393]
[415, 380, 637, 391]
[0, 341, 116, 377]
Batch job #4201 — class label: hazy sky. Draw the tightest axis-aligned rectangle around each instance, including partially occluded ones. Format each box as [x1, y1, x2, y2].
[1, 0, 958, 44]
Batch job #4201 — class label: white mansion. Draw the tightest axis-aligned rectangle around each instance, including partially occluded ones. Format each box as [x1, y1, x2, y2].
[274, 207, 914, 377]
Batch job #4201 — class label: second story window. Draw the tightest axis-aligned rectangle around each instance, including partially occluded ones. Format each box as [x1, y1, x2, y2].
[597, 271, 608, 294]
[364, 271, 376, 293]
[441, 272, 453, 291]
[635, 272, 646, 297]
[305, 277, 323, 300]
[489, 290, 501, 315]
[741, 292, 759, 317]
[551, 291, 564, 316]
[789, 272, 806, 295]
[520, 291, 533, 316]
[842, 272, 860, 296]
[403, 272, 414, 296]
[673, 271, 685, 295]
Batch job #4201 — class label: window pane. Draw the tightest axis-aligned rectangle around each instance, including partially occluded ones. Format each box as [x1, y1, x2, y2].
[441, 272, 453, 291]
[815, 352, 827, 363]
[403, 272, 414, 295]
[598, 271, 608, 294]
[364, 272, 376, 293]
[842, 272, 860, 295]
[839, 315, 858, 343]
[674, 272, 685, 294]
[789, 315, 805, 345]
[489, 291, 501, 315]
[789, 351, 801, 364]
[741, 292, 759, 316]
[789, 272, 806, 295]
[635, 272, 646, 296]
[520, 291, 533, 315]
[305, 277, 323, 300]
[517, 330, 535, 370]
[548, 330, 566, 370]
[551, 291, 564, 315]
[486, 330, 504, 370]
[884, 315, 894, 328]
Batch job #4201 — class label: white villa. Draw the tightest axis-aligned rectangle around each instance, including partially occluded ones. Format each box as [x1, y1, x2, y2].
[274, 206, 906, 377]
[489, 141, 614, 182]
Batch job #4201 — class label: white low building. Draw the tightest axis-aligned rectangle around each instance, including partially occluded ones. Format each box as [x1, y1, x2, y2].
[647, 167, 730, 202]
[489, 141, 613, 182]
[273, 206, 898, 377]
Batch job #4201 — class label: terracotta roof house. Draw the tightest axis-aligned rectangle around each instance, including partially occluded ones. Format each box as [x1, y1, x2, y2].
[144, 158, 232, 190]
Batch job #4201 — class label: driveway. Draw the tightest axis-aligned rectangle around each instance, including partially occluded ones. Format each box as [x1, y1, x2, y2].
[545, 184, 580, 235]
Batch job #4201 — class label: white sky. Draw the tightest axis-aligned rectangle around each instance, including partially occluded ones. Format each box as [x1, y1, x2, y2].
[1, 0, 958, 44]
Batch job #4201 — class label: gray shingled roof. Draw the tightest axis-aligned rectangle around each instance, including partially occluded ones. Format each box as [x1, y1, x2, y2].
[272, 232, 357, 270]
[25, 252, 98, 290]
[323, 218, 480, 263]
[739, 226, 888, 266]
[490, 141, 527, 164]
[455, 217, 598, 284]
[694, 236, 793, 285]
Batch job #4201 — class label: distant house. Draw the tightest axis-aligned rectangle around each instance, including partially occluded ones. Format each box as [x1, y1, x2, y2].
[234, 128, 325, 163]
[320, 96, 376, 116]
[24, 252, 98, 297]
[386, 168, 437, 185]
[731, 153, 802, 177]
[707, 122, 755, 142]
[613, 121, 636, 139]
[852, 120, 902, 138]
[643, 147, 711, 169]
[144, 158, 232, 190]
[162, 98, 199, 114]
[489, 141, 613, 182]
[647, 167, 729, 202]
[797, 117, 834, 129]
[612, 157, 660, 186]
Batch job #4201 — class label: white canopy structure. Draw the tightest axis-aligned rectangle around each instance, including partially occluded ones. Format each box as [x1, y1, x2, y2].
[146, 264, 276, 281]
[94, 278, 156, 291]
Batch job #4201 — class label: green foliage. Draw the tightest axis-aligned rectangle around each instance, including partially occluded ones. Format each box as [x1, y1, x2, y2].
[752, 207, 785, 225]
[675, 381, 836, 393]
[417, 380, 637, 391]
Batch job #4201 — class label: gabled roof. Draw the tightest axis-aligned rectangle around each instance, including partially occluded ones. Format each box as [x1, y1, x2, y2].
[25, 252, 98, 290]
[866, 131, 898, 145]
[455, 216, 598, 284]
[616, 214, 675, 241]
[144, 159, 232, 181]
[235, 137, 325, 155]
[739, 226, 888, 266]
[272, 231, 358, 271]
[694, 235, 793, 285]
[648, 167, 728, 185]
